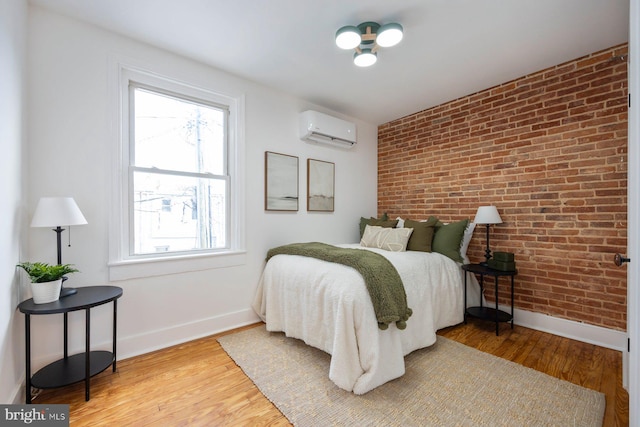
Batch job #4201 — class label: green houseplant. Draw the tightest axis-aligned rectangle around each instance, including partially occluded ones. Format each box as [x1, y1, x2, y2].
[17, 262, 79, 304]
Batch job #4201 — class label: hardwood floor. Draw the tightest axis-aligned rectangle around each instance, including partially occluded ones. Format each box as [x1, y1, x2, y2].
[33, 320, 629, 426]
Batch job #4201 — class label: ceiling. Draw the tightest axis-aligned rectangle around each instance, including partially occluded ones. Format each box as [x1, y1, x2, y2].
[29, 0, 629, 125]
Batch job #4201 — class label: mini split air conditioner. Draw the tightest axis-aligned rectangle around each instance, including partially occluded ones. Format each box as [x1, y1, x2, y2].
[299, 110, 357, 148]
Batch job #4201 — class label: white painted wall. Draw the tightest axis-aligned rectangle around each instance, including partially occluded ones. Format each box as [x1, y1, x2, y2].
[0, 0, 29, 404]
[20, 5, 377, 394]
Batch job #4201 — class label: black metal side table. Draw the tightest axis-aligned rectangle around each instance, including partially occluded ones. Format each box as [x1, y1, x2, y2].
[18, 286, 123, 403]
[462, 264, 516, 336]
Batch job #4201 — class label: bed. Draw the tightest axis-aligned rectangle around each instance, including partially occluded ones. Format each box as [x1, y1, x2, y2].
[252, 238, 482, 394]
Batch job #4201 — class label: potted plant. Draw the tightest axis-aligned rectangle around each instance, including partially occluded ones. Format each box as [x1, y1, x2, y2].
[17, 262, 79, 304]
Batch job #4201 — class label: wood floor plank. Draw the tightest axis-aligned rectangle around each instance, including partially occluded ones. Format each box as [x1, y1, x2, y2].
[531, 332, 564, 373]
[544, 335, 572, 379]
[520, 328, 556, 370]
[568, 342, 598, 388]
[559, 336, 587, 382]
[600, 346, 622, 426]
[509, 328, 544, 365]
[32, 321, 628, 426]
[614, 347, 630, 427]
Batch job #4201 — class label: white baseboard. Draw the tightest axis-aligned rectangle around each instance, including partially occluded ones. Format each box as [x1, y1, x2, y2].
[117, 308, 260, 360]
[507, 306, 627, 352]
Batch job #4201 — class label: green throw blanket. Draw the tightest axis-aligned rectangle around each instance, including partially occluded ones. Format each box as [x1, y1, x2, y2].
[266, 242, 413, 330]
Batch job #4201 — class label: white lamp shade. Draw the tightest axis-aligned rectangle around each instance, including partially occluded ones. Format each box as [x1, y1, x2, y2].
[376, 23, 403, 47]
[31, 197, 88, 227]
[474, 206, 502, 225]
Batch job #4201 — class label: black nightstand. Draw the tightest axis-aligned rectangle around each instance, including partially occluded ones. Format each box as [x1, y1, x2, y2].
[462, 264, 516, 336]
[18, 286, 123, 403]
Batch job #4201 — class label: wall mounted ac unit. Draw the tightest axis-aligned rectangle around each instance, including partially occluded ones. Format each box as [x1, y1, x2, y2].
[299, 110, 357, 148]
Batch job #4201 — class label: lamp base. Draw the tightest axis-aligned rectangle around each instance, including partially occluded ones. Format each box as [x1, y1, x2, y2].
[483, 224, 492, 268]
[59, 287, 77, 298]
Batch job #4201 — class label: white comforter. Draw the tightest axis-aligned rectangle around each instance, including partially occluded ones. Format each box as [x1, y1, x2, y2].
[252, 244, 481, 394]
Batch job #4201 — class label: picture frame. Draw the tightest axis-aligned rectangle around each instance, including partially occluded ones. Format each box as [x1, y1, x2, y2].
[307, 158, 335, 212]
[265, 151, 299, 211]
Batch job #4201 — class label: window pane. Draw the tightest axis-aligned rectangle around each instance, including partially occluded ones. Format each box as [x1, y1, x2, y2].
[132, 171, 227, 255]
[134, 88, 225, 175]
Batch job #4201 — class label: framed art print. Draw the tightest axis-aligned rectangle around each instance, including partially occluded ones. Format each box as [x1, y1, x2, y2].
[265, 151, 299, 211]
[307, 158, 335, 212]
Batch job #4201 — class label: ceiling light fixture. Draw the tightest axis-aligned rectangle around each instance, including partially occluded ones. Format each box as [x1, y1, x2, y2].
[335, 21, 403, 67]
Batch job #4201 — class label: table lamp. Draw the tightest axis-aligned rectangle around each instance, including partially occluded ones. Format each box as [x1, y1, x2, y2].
[31, 197, 87, 297]
[474, 206, 502, 266]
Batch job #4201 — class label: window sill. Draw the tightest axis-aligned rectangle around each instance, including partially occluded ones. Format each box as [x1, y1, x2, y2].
[108, 250, 247, 281]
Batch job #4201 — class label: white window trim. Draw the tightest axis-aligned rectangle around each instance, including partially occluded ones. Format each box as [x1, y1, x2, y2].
[108, 60, 246, 281]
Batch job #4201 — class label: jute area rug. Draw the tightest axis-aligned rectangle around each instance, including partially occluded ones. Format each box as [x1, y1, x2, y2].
[218, 325, 605, 427]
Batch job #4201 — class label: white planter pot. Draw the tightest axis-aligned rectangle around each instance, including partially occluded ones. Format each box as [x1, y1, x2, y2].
[30, 279, 62, 304]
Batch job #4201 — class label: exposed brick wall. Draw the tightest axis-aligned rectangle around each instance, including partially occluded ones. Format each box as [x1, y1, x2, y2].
[378, 44, 628, 331]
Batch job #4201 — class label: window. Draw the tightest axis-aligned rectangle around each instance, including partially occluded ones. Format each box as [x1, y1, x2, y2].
[131, 86, 228, 255]
[110, 65, 245, 280]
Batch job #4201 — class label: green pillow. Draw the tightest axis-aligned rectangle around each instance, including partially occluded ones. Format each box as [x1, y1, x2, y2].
[432, 219, 470, 262]
[359, 215, 397, 238]
[404, 217, 438, 252]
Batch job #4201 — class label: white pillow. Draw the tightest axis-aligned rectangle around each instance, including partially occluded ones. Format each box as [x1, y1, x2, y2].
[460, 222, 476, 264]
[396, 217, 434, 229]
[360, 225, 413, 252]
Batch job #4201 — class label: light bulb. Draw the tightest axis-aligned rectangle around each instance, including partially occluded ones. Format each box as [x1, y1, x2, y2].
[353, 49, 377, 67]
[335, 26, 361, 50]
[376, 23, 403, 48]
